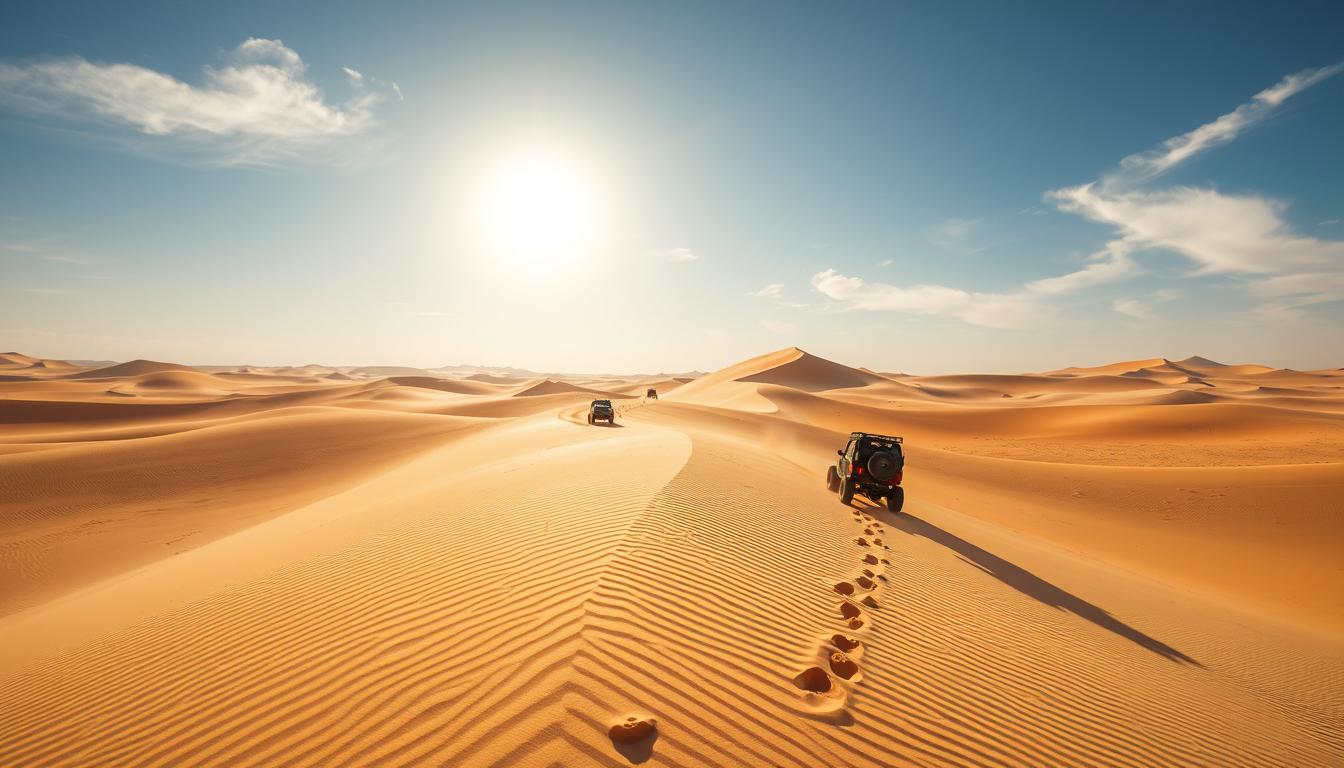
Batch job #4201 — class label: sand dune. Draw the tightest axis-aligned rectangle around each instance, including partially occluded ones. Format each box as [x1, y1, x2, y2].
[61, 358, 196, 380]
[513, 378, 628, 398]
[0, 348, 1339, 766]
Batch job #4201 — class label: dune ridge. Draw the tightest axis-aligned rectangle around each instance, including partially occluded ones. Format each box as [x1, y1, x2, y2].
[0, 348, 1339, 766]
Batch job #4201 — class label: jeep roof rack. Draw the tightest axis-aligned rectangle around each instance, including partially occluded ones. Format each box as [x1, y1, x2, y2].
[851, 431, 903, 443]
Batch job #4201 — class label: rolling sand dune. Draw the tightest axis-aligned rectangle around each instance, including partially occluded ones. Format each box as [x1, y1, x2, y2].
[62, 358, 196, 380]
[513, 378, 629, 398]
[0, 348, 1339, 766]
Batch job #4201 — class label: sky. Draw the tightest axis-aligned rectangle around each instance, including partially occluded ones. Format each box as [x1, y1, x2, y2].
[1, 1, 1342, 374]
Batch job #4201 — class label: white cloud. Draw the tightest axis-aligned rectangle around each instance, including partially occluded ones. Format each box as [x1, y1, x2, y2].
[0, 38, 388, 165]
[749, 283, 783, 298]
[811, 269, 1055, 329]
[927, 217, 981, 253]
[1113, 287, 1183, 320]
[661, 247, 699, 262]
[759, 319, 797, 334]
[1024, 242, 1137, 295]
[1042, 62, 1344, 319]
[877, 258, 893, 267]
[1116, 63, 1343, 182]
[816, 64, 1344, 328]
[1050, 184, 1343, 276]
[41, 253, 95, 265]
[413, 310, 451, 317]
[1111, 298, 1150, 320]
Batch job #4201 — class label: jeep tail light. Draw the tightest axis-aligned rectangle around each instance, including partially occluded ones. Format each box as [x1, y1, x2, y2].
[894, 472, 902, 484]
[856, 466, 864, 475]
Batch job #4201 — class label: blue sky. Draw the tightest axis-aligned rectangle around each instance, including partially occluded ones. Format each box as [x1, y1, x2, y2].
[2, 1, 1342, 373]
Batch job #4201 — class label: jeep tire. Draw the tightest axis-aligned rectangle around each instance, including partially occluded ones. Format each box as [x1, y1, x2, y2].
[826, 466, 840, 492]
[887, 487, 904, 513]
[839, 476, 855, 505]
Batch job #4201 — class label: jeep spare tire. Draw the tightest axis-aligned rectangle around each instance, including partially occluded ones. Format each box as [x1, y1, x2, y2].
[866, 452, 898, 482]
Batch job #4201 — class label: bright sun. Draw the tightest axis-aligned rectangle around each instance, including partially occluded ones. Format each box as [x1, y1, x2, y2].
[484, 155, 595, 257]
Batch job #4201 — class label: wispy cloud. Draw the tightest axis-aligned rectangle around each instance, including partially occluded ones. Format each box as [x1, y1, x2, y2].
[816, 63, 1344, 327]
[1112, 289, 1180, 321]
[0, 38, 391, 166]
[41, 253, 95, 265]
[23, 287, 74, 295]
[1047, 62, 1344, 318]
[749, 283, 783, 298]
[759, 319, 797, 334]
[413, 310, 451, 317]
[811, 270, 1055, 329]
[660, 247, 699, 263]
[1115, 64, 1343, 183]
[927, 217, 979, 253]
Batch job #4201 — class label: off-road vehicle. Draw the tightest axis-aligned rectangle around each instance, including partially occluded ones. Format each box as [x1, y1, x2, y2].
[587, 399, 615, 425]
[646, 388, 658, 399]
[827, 432, 904, 512]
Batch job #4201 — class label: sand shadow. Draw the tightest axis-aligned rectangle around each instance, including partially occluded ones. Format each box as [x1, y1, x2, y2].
[871, 505, 1199, 665]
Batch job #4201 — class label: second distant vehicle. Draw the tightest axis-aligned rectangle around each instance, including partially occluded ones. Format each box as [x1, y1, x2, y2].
[588, 399, 615, 425]
[646, 388, 658, 399]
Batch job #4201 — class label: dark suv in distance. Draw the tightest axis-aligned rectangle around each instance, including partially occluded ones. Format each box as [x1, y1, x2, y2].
[587, 399, 615, 425]
[827, 432, 904, 511]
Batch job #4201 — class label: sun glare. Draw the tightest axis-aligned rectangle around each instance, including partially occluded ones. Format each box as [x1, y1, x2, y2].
[483, 155, 595, 258]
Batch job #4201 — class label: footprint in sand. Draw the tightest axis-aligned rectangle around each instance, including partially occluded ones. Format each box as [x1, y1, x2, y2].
[829, 651, 860, 680]
[840, 600, 867, 629]
[833, 581, 855, 596]
[793, 666, 834, 693]
[831, 634, 862, 653]
[863, 554, 879, 565]
[855, 537, 869, 547]
[861, 595, 879, 608]
[856, 576, 875, 590]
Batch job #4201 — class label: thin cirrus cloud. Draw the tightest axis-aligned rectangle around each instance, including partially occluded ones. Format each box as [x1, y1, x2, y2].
[0, 38, 392, 166]
[814, 62, 1344, 327]
[660, 248, 700, 262]
[749, 283, 784, 298]
[1050, 62, 1344, 320]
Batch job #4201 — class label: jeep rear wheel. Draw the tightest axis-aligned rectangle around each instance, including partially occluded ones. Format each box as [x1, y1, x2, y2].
[887, 487, 904, 513]
[839, 476, 855, 505]
[587, 414, 594, 425]
[826, 466, 840, 492]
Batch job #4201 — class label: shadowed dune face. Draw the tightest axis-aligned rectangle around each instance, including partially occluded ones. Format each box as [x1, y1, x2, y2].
[0, 349, 1340, 766]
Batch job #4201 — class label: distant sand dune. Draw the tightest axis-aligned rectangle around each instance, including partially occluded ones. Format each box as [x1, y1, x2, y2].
[0, 348, 1339, 766]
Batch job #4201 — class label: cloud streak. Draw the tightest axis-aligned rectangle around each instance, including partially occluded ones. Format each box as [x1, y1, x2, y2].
[0, 38, 389, 166]
[815, 62, 1344, 328]
[1116, 64, 1343, 182]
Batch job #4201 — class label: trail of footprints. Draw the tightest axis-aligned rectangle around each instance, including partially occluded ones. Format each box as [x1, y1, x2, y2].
[792, 508, 892, 715]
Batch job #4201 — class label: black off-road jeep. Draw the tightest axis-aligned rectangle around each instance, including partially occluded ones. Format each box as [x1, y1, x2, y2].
[646, 388, 658, 399]
[827, 432, 904, 512]
[588, 399, 615, 425]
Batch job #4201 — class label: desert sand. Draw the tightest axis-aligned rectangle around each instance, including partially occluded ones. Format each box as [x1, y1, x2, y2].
[0, 347, 1341, 766]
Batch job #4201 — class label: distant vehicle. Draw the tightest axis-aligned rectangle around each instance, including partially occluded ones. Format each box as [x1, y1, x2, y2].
[827, 432, 904, 512]
[588, 399, 615, 425]
[646, 388, 658, 399]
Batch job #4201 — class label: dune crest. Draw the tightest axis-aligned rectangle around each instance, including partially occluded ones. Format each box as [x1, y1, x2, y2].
[0, 349, 1339, 766]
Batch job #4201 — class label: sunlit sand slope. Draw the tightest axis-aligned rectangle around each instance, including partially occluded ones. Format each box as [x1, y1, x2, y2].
[0, 349, 1339, 766]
